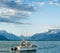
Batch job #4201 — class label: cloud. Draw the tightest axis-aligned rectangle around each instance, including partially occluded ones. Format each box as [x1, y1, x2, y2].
[0, 17, 31, 25]
[37, 2, 46, 6]
[14, 0, 22, 4]
[54, 3, 60, 7]
[0, 8, 16, 17]
[0, 8, 32, 18]
[48, 1, 54, 5]
[0, 0, 35, 12]
[32, 0, 60, 7]
[0, 0, 35, 24]
[32, 1, 46, 7]
[48, 0, 60, 7]
[0, 8, 32, 24]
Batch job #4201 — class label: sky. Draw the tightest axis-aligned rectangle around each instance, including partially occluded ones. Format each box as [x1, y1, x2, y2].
[0, 0, 60, 36]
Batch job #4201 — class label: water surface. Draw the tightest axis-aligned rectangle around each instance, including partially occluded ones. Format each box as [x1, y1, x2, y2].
[0, 41, 60, 53]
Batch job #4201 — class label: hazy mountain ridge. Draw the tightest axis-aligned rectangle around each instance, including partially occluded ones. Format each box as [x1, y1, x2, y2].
[0, 30, 20, 41]
[30, 29, 60, 41]
[0, 29, 60, 41]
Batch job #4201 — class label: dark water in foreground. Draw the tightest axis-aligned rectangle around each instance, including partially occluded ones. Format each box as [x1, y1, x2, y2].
[0, 41, 60, 53]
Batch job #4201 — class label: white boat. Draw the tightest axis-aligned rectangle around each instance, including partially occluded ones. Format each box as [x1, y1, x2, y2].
[20, 47, 36, 51]
[11, 41, 37, 51]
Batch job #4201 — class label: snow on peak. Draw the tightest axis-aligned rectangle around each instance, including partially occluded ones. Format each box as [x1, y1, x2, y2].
[48, 29, 60, 34]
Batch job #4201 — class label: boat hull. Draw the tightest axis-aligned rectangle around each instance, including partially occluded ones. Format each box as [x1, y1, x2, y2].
[20, 47, 36, 51]
[11, 47, 37, 51]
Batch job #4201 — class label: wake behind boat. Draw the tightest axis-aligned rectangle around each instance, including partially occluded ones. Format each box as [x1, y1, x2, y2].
[11, 41, 37, 52]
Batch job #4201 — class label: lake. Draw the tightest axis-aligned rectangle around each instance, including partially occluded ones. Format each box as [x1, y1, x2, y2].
[0, 41, 60, 53]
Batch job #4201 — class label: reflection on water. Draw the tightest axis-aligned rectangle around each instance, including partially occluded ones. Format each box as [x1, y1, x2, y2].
[0, 50, 36, 53]
[10, 50, 36, 53]
[20, 50, 36, 53]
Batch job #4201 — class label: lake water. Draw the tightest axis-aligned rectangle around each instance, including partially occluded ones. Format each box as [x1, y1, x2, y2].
[0, 41, 60, 53]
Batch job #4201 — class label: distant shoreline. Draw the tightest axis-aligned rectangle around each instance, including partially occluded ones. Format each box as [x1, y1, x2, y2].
[0, 40, 60, 41]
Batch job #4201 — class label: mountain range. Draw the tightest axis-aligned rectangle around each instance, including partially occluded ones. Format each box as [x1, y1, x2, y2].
[30, 29, 60, 41]
[0, 31, 20, 41]
[0, 29, 60, 41]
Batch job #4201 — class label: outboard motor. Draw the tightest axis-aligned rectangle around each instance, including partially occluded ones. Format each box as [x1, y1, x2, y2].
[11, 46, 20, 51]
[14, 47, 18, 51]
[11, 47, 14, 51]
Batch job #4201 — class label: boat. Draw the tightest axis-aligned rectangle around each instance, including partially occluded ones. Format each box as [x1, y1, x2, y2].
[11, 41, 37, 52]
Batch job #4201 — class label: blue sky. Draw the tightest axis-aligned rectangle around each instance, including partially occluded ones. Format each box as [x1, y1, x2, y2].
[0, 0, 60, 36]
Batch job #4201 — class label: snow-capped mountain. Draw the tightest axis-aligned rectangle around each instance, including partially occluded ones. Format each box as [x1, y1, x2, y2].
[30, 29, 60, 41]
[0, 29, 60, 41]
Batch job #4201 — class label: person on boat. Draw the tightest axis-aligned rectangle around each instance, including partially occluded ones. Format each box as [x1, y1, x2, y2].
[21, 40, 31, 47]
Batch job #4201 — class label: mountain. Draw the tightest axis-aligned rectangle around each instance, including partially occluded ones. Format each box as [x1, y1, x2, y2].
[0, 29, 60, 41]
[30, 29, 60, 41]
[0, 35, 8, 41]
[0, 30, 21, 41]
